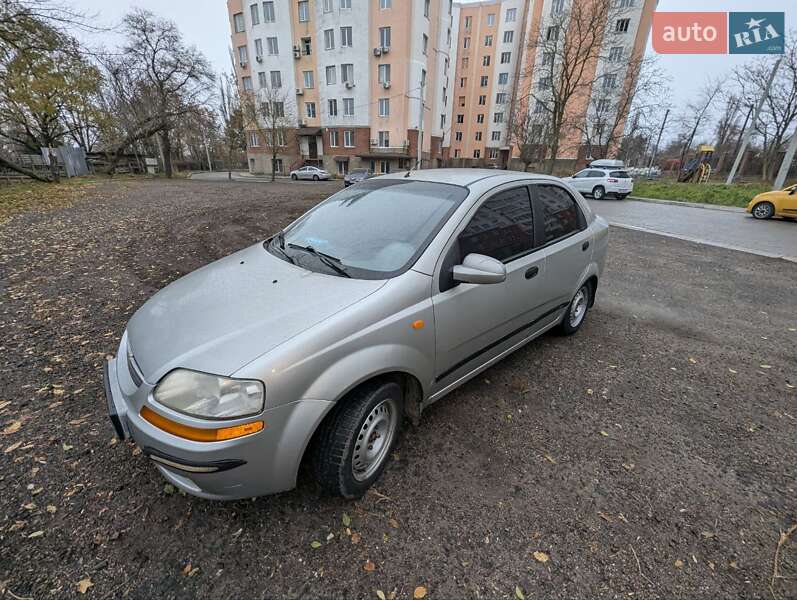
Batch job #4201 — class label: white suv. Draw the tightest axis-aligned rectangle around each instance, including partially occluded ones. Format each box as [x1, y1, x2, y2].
[562, 167, 633, 200]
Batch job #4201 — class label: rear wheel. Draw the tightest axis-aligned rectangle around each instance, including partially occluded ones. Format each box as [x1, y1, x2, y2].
[313, 174, 319, 181]
[311, 381, 403, 498]
[752, 202, 775, 220]
[559, 283, 591, 335]
[291, 174, 298, 180]
[592, 186, 605, 200]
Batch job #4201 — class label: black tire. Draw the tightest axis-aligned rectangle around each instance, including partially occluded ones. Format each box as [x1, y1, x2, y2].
[558, 282, 592, 335]
[313, 174, 319, 181]
[291, 174, 298, 180]
[616, 193, 629, 200]
[751, 201, 775, 220]
[592, 186, 605, 200]
[311, 381, 403, 498]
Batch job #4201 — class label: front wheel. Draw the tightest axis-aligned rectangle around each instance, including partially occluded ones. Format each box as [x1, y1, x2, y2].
[291, 174, 298, 180]
[559, 282, 592, 335]
[313, 174, 319, 181]
[751, 202, 775, 220]
[592, 186, 605, 200]
[311, 381, 403, 498]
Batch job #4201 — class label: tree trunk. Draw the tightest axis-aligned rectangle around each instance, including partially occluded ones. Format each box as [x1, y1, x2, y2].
[48, 149, 61, 183]
[271, 152, 277, 182]
[546, 139, 560, 175]
[0, 154, 52, 182]
[160, 130, 173, 178]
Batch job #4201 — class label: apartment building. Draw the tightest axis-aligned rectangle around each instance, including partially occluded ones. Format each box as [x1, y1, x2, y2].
[449, 0, 655, 170]
[228, 0, 455, 176]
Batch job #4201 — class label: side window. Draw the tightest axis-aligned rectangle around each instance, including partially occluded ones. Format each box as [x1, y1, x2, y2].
[573, 170, 589, 178]
[458, 187, 533, 262]
[588, 170, 605, 178]
[535, 184, 585, 244]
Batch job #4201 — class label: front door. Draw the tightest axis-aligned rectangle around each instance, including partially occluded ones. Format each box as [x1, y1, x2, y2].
[308, 136, 318, 159]
[432, 185, 550, 383]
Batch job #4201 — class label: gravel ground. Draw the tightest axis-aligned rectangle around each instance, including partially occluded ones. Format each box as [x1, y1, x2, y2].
[1, 179, 795, 600]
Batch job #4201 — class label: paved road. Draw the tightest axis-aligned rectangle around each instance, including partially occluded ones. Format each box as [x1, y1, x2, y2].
[587, 197, 797, 261]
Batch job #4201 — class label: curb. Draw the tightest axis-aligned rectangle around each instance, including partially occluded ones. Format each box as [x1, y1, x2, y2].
[627, 195, 747, 213]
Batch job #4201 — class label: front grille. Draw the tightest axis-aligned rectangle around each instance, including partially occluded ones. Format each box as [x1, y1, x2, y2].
[126, 345, 143, 387]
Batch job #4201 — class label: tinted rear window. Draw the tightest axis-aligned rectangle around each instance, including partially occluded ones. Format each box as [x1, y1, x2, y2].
[610, 171, 630, 178]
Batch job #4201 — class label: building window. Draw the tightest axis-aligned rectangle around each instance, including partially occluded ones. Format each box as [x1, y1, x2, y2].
[534, 99, 546, 113]
[603, 73, 618, 89]
[478, 95, 486, 105]
[482, 55, 490, 66]
[328, 99, 338, 116]
[480, 75, 488, 87]
[264, 101, 284, 117]
[484, 35, 493, 46]
[249, 131, 259, 147]
[618, 0, 634, 7]
[323, 0, 333, 12]
[254, 38, 263, 57]
[440, 113, 446, 128]
[609, 46, 624, 61]
[303, 70, 314, 88]
[298, 1, 309, 22]
[423, 34, 428, 55]
[505, 7, 517, 22]
[337, 160, 348, 175]
[233, 12, 245, 32]
[487, 13, 495, 26]
[344, 129, 354, 147]
[305, 102, 316, 118]
[329, 129, 339, 146]
[265, 130, 285, 146]
[424, 0, 430, 17]
[542, 51, 554, 66]
[500, 52, 511, 64]
[475, 131, 482, 141]
[324, 29, 335, 50]
[258, 71, 267, 87]
[242, 75, 253, 91]
[301, 37, 312, 55]
[596, 98, 612, 112]
[455, 131, 462, 141]
[378, 98, 390, 117]
[503, 30, 514, 44]
[538, 77, 551, 89]
[551, 0, 564, 15]
[341, 63, 354, 84]
[476, 114, 484, 123]
[238, 45, 248, 65]
[546, 26, 559, 41]
[380, 0, 391, 7]
[456, 114, 464, 124]
[340, 26, 353, 47]
[493, 112, 504, 123]
[460, 77, 466, 88]
[488, 148, 498, 159]
[378, 64, 391, 84]
[496, 92, 508, 104]
[491, 130, 500, 141]
[458, 96, 465, 107]
[462, 57, 469, 68]
[464, 16, 472, 29]
[378, 131, 390, 147]
[463, 37, 470, 49]
[250, 4, 260, 25]
[267, 37, 279, 55]
[454, 149, 460, 158]
[263, 1, 275, 22]
[326, 65, 337, 85]
[273, 158, 284, 173]
[379, 26, 391, 48]
[473, 149, 481, 159]
[343, 97, 354, 116]
[616, 19, 630, 33]
[498, 72, 508, 85]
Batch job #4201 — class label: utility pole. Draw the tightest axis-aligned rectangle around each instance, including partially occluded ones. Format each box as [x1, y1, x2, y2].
[648, 108, 669, 170]
[417, 78, 424, 171]
[773, 127, 797, 190]
[726, 57, 782, 184]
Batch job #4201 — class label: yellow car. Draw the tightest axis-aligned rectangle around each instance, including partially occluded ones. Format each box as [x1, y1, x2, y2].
[747, 184, 797, 220]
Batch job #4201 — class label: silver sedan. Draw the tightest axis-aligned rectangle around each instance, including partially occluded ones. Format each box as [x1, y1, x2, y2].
[104, 169, 608, 500]
[290, 165, 331, 181]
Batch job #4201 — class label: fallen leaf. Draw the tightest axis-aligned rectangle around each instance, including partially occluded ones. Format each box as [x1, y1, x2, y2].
[28, 530, 44, 538]
[310, 541, 322, 549]
[413, 586, 428, 599]
[326, 533, 334, 541]
[163, 484, 175, 495]
[586, 388, 594, 395]
[388, 518, 399, 529]
[22, 503, 36, 511]
[599, 431, 609, 437]
[4, 441, 22, 454]
[622, 462, 635, 471]
[728, 368, 737, 374]
[62, 443, 73, 451]
[363, 560, 376, 572]
[2, 420, 22, 435]
[46, 505, 57, 514]
[674, 559, 684, 568]
[532, 551, 549, 563]
[0, 400, 11, 410]
[376, 591, 386, 600]
[515, 585, 526, 600]
[688, 357, 697, 364]
[342, 513, 351, 527]
[351, 532, 362, 544]
[729, 560, 738, 569]
[544, 453, 557, 464]
[76, 577, 93, 594]
[598, 512, 612, 522]
[760, 364, 772, 369]
[181, 563, 192, 576]
[701, 531, 715, 539]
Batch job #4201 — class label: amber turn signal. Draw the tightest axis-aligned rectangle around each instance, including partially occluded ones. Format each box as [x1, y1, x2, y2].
[140, 406, 264, 442]
[412, 320, 425, 330]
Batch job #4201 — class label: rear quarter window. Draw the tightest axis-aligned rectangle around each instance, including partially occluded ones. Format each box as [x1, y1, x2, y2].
[534, 184, 586, 245]
[610, 171, 630, 178]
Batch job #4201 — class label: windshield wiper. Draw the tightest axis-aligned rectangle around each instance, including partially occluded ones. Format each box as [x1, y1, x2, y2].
[287, 243, 351, 278]
[271, 231, 295, 264]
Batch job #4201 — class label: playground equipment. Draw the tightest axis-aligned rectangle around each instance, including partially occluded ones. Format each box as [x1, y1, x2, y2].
[678, 144, 714, 183]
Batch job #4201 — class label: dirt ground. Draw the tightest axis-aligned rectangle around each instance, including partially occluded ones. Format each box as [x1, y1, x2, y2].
[0, 178, 795, 600]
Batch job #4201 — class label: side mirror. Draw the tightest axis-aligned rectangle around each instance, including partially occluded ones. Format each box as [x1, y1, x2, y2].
[789, 187, 796, 195]
[453, 253, 506, 285]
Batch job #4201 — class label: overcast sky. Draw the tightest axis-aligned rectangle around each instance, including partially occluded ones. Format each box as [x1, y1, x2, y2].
[69, 0, 793, 110]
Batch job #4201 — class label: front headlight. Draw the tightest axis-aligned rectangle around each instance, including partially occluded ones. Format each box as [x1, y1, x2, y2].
[153, 369, 264, 420]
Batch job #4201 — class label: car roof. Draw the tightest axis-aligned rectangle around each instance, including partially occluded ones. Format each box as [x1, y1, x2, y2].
[376, 168, 563, 188]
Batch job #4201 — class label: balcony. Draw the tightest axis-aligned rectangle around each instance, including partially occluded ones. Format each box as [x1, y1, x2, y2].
[368, 140, 409, 154]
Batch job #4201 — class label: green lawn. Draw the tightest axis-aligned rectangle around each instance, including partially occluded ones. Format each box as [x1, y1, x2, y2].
[631, 180, 771, 208]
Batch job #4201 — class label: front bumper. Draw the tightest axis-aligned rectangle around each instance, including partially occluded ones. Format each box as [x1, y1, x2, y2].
[103, 347, 333, 500]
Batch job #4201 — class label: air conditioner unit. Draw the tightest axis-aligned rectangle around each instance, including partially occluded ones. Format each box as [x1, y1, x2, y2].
[382, 81, 391, 89]
[345, 81, 354, 89]
[255, 55, 263, 62]
[296, 88, 304, 95]
[293, 46, 301, 58]
[373, 47, 382, 57]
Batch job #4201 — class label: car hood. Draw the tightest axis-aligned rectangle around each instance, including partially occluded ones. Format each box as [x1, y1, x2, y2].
[126, 243, 386, 383]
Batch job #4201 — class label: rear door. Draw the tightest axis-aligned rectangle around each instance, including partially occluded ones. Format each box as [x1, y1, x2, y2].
[570, 169, 591, 193]
[530, 183, 592, 308]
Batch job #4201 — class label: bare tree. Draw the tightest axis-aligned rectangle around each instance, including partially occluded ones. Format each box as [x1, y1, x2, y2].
[218, 73, 245, 179]
[508, 110, 547, 171]
[676, 78, 724, 167]
[239, 81, 294, 182]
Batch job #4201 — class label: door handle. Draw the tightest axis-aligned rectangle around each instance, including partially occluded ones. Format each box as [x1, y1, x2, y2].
[525, 266, 539, 280]
[582, 240, 590, 251]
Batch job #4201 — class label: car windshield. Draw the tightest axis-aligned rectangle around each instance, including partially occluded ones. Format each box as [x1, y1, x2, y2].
[269, 179, 468, 279]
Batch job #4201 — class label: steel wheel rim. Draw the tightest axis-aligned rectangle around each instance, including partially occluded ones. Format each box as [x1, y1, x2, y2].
[352, 398, 398, 482]
[569, 286, 588, 328]
[753, 204, 770, 218]
[594, 188, 603, 199]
